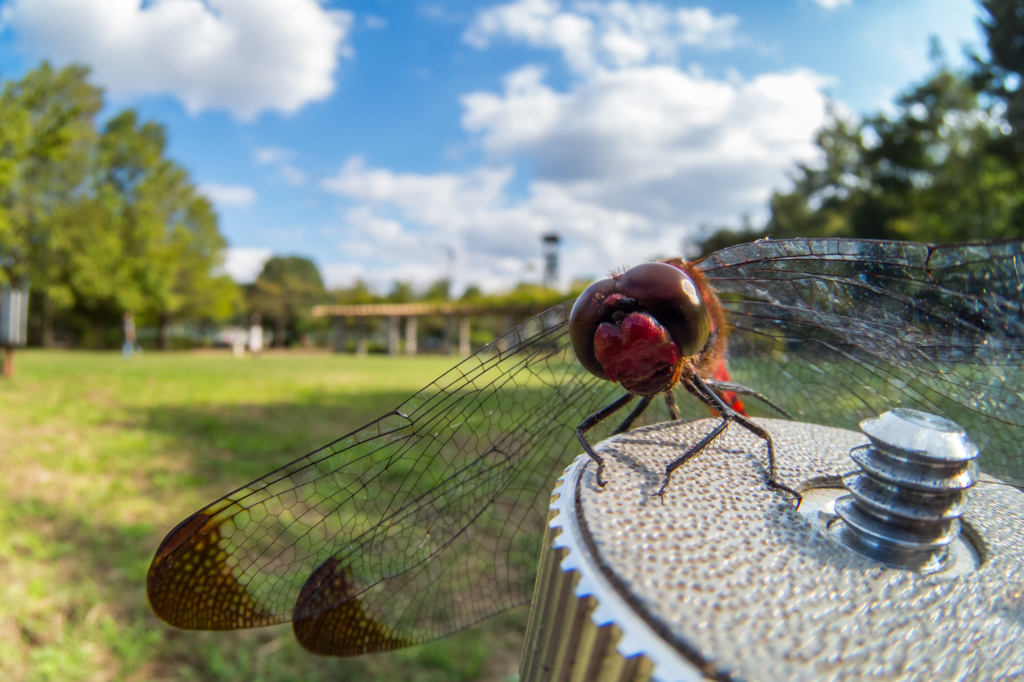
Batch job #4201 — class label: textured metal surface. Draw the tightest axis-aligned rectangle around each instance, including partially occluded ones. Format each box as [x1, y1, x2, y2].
[520, 458, 708, 682]
[572, 417, 1024, 681]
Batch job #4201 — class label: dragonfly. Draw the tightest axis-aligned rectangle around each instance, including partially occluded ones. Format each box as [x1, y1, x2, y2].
[147, 238, 1024, 656]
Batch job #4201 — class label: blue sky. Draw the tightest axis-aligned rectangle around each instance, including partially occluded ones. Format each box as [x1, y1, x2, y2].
[0, 0, 987, 294]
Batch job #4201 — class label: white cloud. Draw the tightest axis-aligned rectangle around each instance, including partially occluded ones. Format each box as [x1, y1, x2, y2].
[318, 0, 830, 293]
[322, 156, 670, 292]
[199, 183, 257, 207]
[1, 0, 353, 120]
[278, 165, 307, 186]
[812, 0, 852, 9]
[320, 64, 827, 290]
[254, 147, 293, 165]
[321, 262, 367, 289]
[254, 146, 306, 185]
[464, 0, 738, 74]
[320, 207, 453, 291]
[419, 4, 464, 24]
[223, 247, 272, 283]
[323, 156, 515, 229]
[461, 64, 828, 222]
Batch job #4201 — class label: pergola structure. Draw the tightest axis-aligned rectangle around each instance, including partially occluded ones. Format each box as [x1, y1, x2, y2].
[311, 302, 552, 357]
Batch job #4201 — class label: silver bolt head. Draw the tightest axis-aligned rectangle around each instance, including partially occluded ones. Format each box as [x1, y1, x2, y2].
[859, 409, 978, 464]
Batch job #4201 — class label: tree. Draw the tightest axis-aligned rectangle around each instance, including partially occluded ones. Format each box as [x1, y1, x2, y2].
[87, 110, 240, 348]
[0, 64, 239, 348]
[164, 195, 241, 331]
[973, 0, 1024, 156]
[422, 278, 450, 302]
[459, 284, 483, 301]
[250, 256, 325, 347]
[332, 279, 377, 305]
[694, 30, 1024, 256]
[385, 281, 415, 303]
[0, 63, 104, 344]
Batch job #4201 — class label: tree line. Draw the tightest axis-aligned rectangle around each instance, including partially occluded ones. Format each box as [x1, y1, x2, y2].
[695, 0, 1024, 255]
[0, 63, 240, 349]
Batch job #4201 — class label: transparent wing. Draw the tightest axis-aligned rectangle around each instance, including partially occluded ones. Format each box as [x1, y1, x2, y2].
[147, 302, 634, 655]
[149, 237, 1024, 657]
[697, 238, 1024, 484]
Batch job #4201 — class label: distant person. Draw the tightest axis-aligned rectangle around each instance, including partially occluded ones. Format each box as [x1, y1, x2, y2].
[248, 313, 263, 355]
[123, 311, 139, 359]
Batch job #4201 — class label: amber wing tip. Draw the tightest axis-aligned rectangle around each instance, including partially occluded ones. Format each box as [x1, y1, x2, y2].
[147, 510, 275, 630]
[292, 559, 417, 656]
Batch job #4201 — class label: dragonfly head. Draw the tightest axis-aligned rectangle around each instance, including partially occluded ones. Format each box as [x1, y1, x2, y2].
[569, 262, 711, 395]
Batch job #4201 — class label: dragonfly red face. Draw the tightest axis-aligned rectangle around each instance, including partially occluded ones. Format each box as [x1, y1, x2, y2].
[147, 238, 1024, 659]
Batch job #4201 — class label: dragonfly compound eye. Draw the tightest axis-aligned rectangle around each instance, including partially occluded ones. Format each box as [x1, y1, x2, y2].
[570, 262, 710, 394]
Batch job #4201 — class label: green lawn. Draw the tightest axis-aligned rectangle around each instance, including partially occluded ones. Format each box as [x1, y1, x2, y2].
[0, 349, 528, 682]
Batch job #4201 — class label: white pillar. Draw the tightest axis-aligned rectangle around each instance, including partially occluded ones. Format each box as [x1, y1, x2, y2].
[388, 315, 400, 355]
[333, 317, 346, 354]
[443, 315, 453, 355]
[405, 316, 417, 355]
[356, 318, 368, 356]
[458, 316, 470, 357]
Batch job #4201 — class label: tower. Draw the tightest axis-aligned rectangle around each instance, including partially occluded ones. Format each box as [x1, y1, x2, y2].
[542, 233, 560, 289]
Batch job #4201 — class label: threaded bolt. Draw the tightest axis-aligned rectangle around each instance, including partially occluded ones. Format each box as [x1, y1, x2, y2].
[833, 408, 979, 573]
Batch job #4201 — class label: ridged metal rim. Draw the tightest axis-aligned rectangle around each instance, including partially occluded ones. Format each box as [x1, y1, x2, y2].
[547, 451, 709, 682]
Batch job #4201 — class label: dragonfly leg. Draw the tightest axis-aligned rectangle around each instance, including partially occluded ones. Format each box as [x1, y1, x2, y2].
[668, 375, 801, 504]
[705, 378, 795, 420]
[613, 395, 653, 434]
[664, 391, 680, 420]
[656, 411, 733, 499]
[578, 392, 636, 487]
[728, 412, 802, 502]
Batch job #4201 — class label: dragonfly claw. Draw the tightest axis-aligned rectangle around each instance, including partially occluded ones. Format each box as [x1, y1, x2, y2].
[769, 479, 802, 507]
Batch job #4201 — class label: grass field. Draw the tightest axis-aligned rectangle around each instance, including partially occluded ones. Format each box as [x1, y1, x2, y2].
[0, 349, 528, 682]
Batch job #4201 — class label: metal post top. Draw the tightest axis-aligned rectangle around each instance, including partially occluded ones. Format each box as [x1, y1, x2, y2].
[555, 417, 1024, 682]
